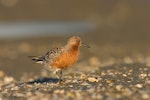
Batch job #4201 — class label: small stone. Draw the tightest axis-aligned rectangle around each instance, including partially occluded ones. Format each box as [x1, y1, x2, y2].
[68, 85, 73, 87]
[115, 85, 123, 91]
[101, 72, 106, 76]
[135, 84, 143, 88]
[80, 74, 86, 80]
[108, 83, 114, 86]
[129, 69, 133, 73]
[139, 74, 147, 79]
[11, 86, 19, 90]
[81, 82, 89, 86]
[65, 79, 72, 83]
[106, 79, 115, 84]
[54, 89, 64, 94]
[87, 77, 98, 82]
[26, 84, 33, 88]
[4, 76, 14, 84]
[122, 74, 127, 77]
[142, 93, 149, 99]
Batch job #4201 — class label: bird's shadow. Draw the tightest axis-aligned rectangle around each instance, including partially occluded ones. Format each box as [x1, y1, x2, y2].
[26, 77, 59, 84]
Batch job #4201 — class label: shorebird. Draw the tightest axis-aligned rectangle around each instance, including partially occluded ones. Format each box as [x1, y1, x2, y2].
[30, 36, 90, 82]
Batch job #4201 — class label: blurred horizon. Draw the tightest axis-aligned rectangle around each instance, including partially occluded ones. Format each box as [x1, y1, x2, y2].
[0, 0, 149, 39]
[0, 21, 94, 39]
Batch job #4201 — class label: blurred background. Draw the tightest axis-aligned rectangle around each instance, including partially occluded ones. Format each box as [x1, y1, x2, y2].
[0, 0, 150, 79]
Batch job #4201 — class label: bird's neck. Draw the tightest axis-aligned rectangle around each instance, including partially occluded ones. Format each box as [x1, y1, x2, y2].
[66, 44, 79, 52]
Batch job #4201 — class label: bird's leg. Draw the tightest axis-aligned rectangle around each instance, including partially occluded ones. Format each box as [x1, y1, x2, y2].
[56, 69, 63, 82]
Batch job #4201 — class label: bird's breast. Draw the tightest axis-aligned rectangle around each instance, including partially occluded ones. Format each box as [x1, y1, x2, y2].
[50, 49, 79, 69]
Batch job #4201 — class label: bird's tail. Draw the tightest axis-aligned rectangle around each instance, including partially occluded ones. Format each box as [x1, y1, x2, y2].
[28, 56, 45, 64]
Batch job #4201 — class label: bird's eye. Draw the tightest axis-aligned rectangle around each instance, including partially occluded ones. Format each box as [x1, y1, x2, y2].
[77, 40, 80, 43]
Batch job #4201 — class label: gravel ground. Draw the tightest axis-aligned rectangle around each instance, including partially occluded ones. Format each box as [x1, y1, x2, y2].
[0, 36, 150, 100]
[0, 62, 150, 100]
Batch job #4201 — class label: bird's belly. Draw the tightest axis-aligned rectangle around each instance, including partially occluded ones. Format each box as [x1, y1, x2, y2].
[51, 50, 79, 69]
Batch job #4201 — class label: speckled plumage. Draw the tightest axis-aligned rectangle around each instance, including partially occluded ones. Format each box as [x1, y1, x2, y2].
[30, 36, 90, 81]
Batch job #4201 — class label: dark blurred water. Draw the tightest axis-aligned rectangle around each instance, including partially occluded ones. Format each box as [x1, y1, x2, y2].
[0, 21, 94, 39]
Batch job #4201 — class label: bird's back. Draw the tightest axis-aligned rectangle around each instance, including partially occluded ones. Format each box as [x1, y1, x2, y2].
[30, 46, 65, 64]
[44, 47, 65, 63]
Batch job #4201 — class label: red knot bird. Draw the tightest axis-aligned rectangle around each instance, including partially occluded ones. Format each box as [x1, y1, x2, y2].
[30, 36, 90, 82]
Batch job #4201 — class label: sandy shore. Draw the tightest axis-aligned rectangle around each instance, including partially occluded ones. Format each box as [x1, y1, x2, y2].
[0, 34, 150, 100]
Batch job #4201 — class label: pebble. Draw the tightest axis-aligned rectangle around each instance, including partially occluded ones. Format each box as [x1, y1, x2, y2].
[106, 79, 115, 84]
[87, 77, 98, 82]
[80, 74, 87, 80]
[142, 93, 149, 99]
[122, 74, 127, 77]
[65, 79, 72, 83]
[11, 86, 19, 90]
[4, 76, 14, 84]
[81, 82, 89, 86]
[135, 84, 143, 88]
[0, 58, 149, 100]
[54, 89, 64, 94]
[115, 85, 123, 91]
[101, 72, 106, 76]
[139, 74, 147, 79]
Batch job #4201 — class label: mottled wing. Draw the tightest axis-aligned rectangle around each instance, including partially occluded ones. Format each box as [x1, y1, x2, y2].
[44, 47, 65, 63]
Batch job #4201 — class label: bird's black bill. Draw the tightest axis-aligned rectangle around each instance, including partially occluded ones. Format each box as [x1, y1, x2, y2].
[81, 43, 90, 48]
